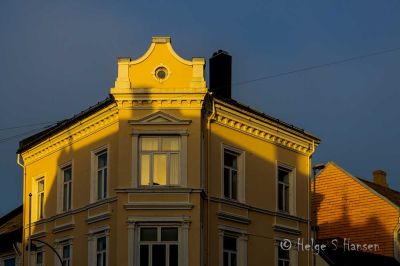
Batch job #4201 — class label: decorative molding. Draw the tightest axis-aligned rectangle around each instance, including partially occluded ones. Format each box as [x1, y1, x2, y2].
[53, 223, 75, 234]
[217, 211, 251, 225]
[22, 109, 119, 164]
[124, 202, 194, 210]
[115, 97, 205, 110]
[86, 213, 111, 224]
[31, 231, 47, 239]
[129, 111, 191, 125]
[273, 225, 301, 236]
[214, 108, 313, 155]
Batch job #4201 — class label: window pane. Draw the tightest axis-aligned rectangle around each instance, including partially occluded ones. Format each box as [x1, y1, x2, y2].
[98, 152, 107, 168]
[169, 244, 178, 266]
[140, 245, 149, 266]
[141, 137, 159, 151]
[231, 253, 237, 266]
[231, 170, 237, 200]
[224, 151, 237, 169]
[140, 155, 151, 186]
[36, 252, 43, 264]
[223, 252, 229, 266]
[278, 184, 283, 211]
[223, 236, 237, 251]
[98, 170, 104, 199]
[63, 183, 68, 210]
[38, 180, 44, 192]
[224, 168, 230, 198]
[97, 237, 106, 251]
[4, 258, 15, 266]
[278, 246, 290, 259]
[64, 167, 72, 182]
[169, 153, 180, 185]
[63, 245, 70, 258]
[161, 227, 178, 241]
[96, 254, 102, 266]
[103, 170, 107, 197]
[152, 245, 166, 266]
[140, 228, 157, 241]
[284, 185, 289, 212]
[278, 168, 290, 184]
[153, 154, 167, 185]
[161, 137, 179, 151]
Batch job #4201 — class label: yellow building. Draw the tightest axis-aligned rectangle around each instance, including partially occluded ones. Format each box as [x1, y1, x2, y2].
[18, 37, 320, 266]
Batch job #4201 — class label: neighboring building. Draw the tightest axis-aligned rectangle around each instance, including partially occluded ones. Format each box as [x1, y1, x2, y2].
[0, 205, 22, 266]
[313, 162, 400, 264]
[18, 37, 320, 266]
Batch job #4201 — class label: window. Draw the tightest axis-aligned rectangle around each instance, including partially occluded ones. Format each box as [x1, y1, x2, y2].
[223, 149, 238, 200]
[62, 244, 71, 266]
[96, 236, 107, 266]
[278, 167, 291, 213]
[37, 179, 44, 219]
[62, 166, 72, 211]
[36, 250, 43, 266]
[4, 257, 16, 266]
[96, 150, 108, 200]
[139, 227, 179, 266]
[277, 244, 290, 266]
[139, 136, 180, 186]
[223, 236, 237, 266]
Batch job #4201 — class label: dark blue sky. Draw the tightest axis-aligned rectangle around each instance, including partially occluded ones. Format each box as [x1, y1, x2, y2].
[1, 0, 399, 215]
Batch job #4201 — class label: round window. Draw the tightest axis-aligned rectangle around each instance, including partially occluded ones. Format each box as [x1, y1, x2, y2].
[155, 67, 168, 80]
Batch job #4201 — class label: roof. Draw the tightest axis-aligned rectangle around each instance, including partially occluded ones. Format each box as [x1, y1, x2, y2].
[358, 177, 400, 207]
[0, 205, 22, 253]
[18, 97, 115, 153]
[321, 162, 400, 209]
[214, 95, 321, 142]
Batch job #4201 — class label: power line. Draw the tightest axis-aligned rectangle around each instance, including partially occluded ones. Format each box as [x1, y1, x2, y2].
[0, 121, 59, 132]
[233, 46, 400, 86]
[0, 125, 55, 144]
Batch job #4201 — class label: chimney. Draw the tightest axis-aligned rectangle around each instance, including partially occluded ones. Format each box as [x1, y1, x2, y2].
[209, 50, 232, 99]
[373, 170, 388, 187]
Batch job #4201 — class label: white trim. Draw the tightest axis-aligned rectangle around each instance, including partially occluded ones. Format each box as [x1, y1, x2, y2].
[57, 161, 74, 214]
[218, 226, 248, 266]
[127, 216, 190, 266]
[276, 161, 296, 216]
[90, 145, 110, 203]
[128, 111, 192, 125]
[221, 143, 246, 203]
[87, 226, 110, 266]
[132, 132, 188, 188]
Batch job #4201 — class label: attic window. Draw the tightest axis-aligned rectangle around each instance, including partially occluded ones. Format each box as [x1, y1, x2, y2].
[155, 67, 168, 80]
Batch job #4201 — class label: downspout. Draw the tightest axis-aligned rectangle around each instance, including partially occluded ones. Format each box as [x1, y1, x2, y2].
[17, 154, 28, 266]
[308, 140, 315, 266]
[207, 93, 216, 266]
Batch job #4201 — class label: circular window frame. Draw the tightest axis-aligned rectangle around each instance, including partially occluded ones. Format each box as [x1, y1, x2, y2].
[153, 65, 171, 83]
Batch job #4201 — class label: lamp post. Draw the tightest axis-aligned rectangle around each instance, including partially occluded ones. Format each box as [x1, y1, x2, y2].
[312, 163, 325, 266]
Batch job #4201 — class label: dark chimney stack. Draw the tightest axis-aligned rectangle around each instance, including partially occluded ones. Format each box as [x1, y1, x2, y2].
[209, 50, 232, 99]
[373, 170, 388, 187]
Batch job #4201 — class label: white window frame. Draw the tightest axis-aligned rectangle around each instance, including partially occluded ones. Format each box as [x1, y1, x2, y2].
[275, 239, 298, 266]
[90, 145, 109, 203]
[132, 131, 188, 188]
[37, 178, 45, 220]
[0, 253, 19, 266]
[87, 226, 109, 266]
[127, 216, 190, 266]
[96, 236, 107, 266]
[138, 226, 180, 265]
[35, 248, 44, 266]
[54, 237, 73, 266]
[62, 165, 72, 212]
[57, 161, 73, 214]
[276, 162, 296, 215]
[221, 144, 245, 203]
[218, 226, 247, 266]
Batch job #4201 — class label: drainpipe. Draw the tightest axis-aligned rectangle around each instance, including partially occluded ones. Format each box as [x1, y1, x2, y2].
[17, 154, 30, 266]
[207, 93, 216, 266]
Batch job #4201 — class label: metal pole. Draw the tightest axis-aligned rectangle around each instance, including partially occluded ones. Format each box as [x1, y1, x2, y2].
[28, 193, 32, 266]
[31, 239, 63, 265]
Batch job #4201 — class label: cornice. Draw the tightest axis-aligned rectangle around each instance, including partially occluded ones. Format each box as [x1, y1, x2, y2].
[214, 109, 313, 155]
[22, 108, 119, 164]
[115, 96, 205, 110]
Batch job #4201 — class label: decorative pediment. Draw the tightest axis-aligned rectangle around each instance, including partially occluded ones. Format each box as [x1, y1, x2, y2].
[129, 111, 191, 125]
